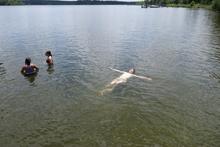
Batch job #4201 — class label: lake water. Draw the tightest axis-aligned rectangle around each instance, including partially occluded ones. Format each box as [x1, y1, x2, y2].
[0, 6, 220, 146]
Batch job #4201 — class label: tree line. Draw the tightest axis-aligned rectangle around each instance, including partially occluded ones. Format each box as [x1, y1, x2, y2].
[212, 0, 220, 10]
[144, 0, 220, 10]
[0, 0, 23, 5]
[0, 0, 219, 11]
[0, 0, 136, 5]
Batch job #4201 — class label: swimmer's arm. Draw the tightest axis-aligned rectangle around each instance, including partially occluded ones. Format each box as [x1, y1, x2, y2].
[109, 68, 125, 74]
[132, 74, 152, 81]
[21, 66, 25, 73]
[31, 64, 39, 70]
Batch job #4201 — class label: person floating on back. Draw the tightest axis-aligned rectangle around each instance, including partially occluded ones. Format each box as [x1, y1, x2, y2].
[100, 68, 152, 95]
[45, 50, 53, 65]
[21, 57, 39, 76]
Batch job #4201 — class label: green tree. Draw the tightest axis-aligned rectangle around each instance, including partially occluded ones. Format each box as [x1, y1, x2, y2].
[0, 0, 22, 5]
[212, 0, 220, 10]
[0, 0, 7, 5]
[190, 0, 195, 6]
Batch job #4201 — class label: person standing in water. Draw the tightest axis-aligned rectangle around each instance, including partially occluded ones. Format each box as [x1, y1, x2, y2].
[21, 57, 39, 75]
[45, 50, 53, 65]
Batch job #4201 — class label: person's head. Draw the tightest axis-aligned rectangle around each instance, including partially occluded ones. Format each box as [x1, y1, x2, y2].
[128, 68, 135, 74]
[25, 57, 31, 65]
[45, 51, 52, 57]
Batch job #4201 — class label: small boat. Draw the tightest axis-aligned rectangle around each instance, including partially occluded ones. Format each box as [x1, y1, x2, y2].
[149, 5, 160, 8]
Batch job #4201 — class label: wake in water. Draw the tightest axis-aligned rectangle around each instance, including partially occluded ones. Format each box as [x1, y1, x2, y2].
[100, 68, 152, 95]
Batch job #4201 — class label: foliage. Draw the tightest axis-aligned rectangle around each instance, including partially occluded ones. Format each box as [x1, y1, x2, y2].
[0, 0, 22, 5]
[190, 0, 195, 6]
[143, 0, 219, 10]
[212, 0, 220, 10]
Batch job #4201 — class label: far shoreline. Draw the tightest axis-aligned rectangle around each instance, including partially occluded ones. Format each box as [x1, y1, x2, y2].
[0, 1, 218, 12]
[21, 1, 138, 5]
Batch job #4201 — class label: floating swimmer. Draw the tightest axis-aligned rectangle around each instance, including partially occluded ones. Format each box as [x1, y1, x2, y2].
[21, 57, 39, 76]
[100, 68, 152, 95]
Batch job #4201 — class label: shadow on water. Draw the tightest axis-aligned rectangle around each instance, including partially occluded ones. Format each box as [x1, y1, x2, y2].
[47, 65, 54, 74]
[0, 63, 6, 81]
[209, 12, 220, 81]
[23, 73, 37, 84]
[209, 71, 220, 80]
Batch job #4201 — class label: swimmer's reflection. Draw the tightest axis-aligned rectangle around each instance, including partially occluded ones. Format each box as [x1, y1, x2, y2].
[47, 65, 54, 74]
[24, 74, 37, 83]
[0, 63, 6, 80]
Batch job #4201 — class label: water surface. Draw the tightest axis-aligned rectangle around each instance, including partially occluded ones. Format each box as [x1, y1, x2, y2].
[0, 6, 220, 146]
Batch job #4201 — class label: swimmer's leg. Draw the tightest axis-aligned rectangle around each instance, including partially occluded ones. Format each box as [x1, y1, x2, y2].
[99, 83, 117, 96]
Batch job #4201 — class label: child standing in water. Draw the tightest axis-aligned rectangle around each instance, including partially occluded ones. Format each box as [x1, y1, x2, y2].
[21, 57, 39, 75]
[45, 50, 53, 65]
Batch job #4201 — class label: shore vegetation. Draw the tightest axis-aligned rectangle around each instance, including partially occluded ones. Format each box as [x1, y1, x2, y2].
[0, 0, 23, 5]
[142, 0, 220, 11]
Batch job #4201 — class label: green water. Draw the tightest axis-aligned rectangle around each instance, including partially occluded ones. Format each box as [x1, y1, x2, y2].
[0, 6, 220, 146]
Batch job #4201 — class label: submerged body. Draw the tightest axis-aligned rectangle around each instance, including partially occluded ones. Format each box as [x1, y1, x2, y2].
[100, 68, 151, 95]
[100, 72, 133, 95]
[110, 72, 133, 85]
[21, 64, 38, 75]
[21, 58, 39, 76]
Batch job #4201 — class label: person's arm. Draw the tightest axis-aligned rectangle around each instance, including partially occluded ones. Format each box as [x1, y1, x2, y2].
[31, 64, 39, 70]
[109, 68, 125, 74]
[21, 66, 25, 73]
[132, 74, 152, 81]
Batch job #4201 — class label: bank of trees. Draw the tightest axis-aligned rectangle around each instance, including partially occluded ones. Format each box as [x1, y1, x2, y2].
[212, 0, 220, 10]
[0, 0, 22, 5]
[0, 0, 219, 11]
[144, 0, 220, 10]
[145, 0, 211, 5]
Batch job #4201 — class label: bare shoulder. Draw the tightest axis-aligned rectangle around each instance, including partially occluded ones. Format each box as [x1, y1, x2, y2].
[31, 64, 38, 69]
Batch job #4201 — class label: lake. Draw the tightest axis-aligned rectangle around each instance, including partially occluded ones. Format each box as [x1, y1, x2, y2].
[0, 6, 220, 146]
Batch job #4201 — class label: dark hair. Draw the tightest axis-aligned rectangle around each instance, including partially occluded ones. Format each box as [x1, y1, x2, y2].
[45, 51, 52, 57]
[25, 57, 31, 65]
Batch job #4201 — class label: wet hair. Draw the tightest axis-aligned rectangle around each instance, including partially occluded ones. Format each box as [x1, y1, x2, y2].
[45, 51, 52, 57]
[25, 57, 31, 65]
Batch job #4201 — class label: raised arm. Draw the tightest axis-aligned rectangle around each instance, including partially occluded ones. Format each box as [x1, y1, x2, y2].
[132, 74, 152, 81]
[109, 68, 125, 74]
[110, 67, 152, 80]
